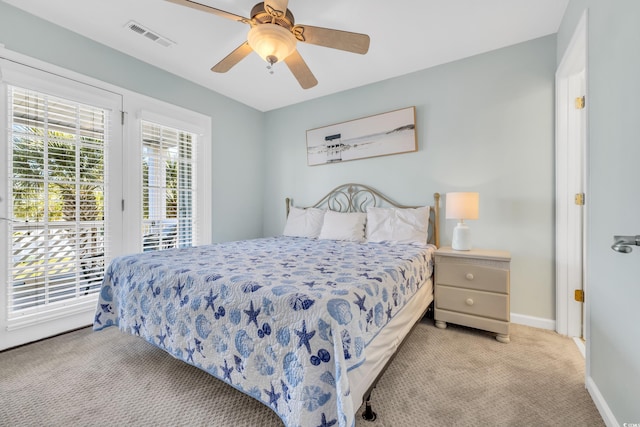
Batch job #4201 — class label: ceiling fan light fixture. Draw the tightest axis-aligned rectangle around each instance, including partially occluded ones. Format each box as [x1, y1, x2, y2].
[247, 24, 297, 65]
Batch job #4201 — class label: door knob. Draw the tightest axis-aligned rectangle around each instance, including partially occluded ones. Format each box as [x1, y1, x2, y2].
[611, 235, 640, 253]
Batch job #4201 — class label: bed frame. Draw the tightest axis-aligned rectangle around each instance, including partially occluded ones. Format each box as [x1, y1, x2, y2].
[286, 183, 440, 421]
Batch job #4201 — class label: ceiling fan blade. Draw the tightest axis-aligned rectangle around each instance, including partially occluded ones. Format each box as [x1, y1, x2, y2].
[284, 50, 318, 89]
[211, 42, 253, 73]
[166, 0, 248, 23]
[293, 25, 370, 54]
[264, 0, 290, 18]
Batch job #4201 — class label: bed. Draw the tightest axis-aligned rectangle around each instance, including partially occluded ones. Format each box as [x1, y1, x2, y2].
[94, 183, 440, 427]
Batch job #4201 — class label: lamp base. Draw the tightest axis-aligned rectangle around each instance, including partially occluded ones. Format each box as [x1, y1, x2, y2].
[452, 222, 472, 251]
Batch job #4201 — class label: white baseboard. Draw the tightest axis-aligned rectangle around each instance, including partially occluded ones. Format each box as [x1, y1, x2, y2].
[586, 376, 619, 427]
[572, 337, 586, 358]
[510, 313, 555, 330]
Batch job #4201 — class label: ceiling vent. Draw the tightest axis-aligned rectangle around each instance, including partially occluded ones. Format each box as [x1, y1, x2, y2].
[125, 21, 175, 48]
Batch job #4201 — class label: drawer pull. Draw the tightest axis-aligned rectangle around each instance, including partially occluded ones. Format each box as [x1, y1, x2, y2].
[465, 273, 474, 280]
[466, 298, 474, 306]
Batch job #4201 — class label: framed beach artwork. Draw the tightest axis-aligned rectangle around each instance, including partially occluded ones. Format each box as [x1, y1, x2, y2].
[306, 106, 417, 166]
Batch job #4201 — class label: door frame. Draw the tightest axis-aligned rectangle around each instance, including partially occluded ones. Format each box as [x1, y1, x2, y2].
[555, 11, 588, 343]
[0, 49, 124, 350]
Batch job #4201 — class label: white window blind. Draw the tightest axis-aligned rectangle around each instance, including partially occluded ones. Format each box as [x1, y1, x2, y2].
[141, 120, 196, 251]
[7, 86, 110, 317]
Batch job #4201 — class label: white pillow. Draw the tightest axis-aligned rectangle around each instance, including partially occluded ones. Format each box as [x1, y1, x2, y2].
[318, 210, 367, 242]
[283, 206, 325, 238]
[366, 206, 430, 245]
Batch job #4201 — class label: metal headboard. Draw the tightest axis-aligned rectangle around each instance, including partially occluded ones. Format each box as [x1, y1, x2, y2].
[286, 183, 440, 247]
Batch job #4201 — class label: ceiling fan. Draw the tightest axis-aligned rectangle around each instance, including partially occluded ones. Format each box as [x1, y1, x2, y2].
[166, 0, 370, 89]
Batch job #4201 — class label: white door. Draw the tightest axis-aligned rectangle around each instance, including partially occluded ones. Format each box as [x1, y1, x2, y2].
[566, 70, 586, 339]
[0, 59, 123, 350]
[555, 11, 587, 339]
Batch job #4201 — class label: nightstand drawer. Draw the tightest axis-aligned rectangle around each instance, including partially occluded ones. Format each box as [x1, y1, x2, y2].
[436, 262, 508, 293]
[436, 285, 509, 321]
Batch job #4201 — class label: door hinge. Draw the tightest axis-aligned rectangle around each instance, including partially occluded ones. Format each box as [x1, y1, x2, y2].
[574, 289, 585, 303]
[574, 193, 585, 206]
[575, 96, 586, 109]
[121, 199, 125, 211]
[121, 111, 125, 125]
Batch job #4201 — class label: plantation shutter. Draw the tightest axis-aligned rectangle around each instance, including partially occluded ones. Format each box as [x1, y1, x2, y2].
[141, 120, 196, 251]
[7, 86, 110, 319]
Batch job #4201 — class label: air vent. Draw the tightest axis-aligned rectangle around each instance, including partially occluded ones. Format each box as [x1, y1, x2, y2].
[129, 23, 146, 35]
[125, 20, 175, 48]
[144, 32, 160, 41]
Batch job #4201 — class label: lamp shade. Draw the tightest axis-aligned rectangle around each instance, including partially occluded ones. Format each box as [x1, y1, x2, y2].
[247, 24, 297, 65]
[446, 192, 479, 251]
[446, 192, 479, 220]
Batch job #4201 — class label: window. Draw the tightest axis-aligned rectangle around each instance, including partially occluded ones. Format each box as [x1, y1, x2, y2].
[127, 101, 211, 256]
[7, 87, 110, 315]
[141, 121, 196, 251]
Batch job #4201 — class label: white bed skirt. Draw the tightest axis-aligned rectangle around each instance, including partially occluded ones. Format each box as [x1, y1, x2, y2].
[347, 277, 434, 410]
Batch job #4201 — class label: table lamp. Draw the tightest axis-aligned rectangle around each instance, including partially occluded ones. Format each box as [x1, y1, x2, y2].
[446, 192, 479, 251]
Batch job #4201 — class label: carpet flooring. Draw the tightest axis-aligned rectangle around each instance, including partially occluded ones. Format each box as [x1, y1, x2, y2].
[0, 320, 604, 426]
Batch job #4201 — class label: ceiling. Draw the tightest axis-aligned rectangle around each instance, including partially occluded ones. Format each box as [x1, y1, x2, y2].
[4, 0, 569, 112]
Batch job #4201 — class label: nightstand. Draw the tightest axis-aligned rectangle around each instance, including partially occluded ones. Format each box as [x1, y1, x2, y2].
[434, 247, 511, 343]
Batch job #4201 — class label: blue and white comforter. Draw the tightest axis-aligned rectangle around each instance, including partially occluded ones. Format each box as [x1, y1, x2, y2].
[94, 236, 435, 427]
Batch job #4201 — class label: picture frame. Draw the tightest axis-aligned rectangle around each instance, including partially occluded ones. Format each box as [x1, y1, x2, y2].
[306, 106, 417, 166]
